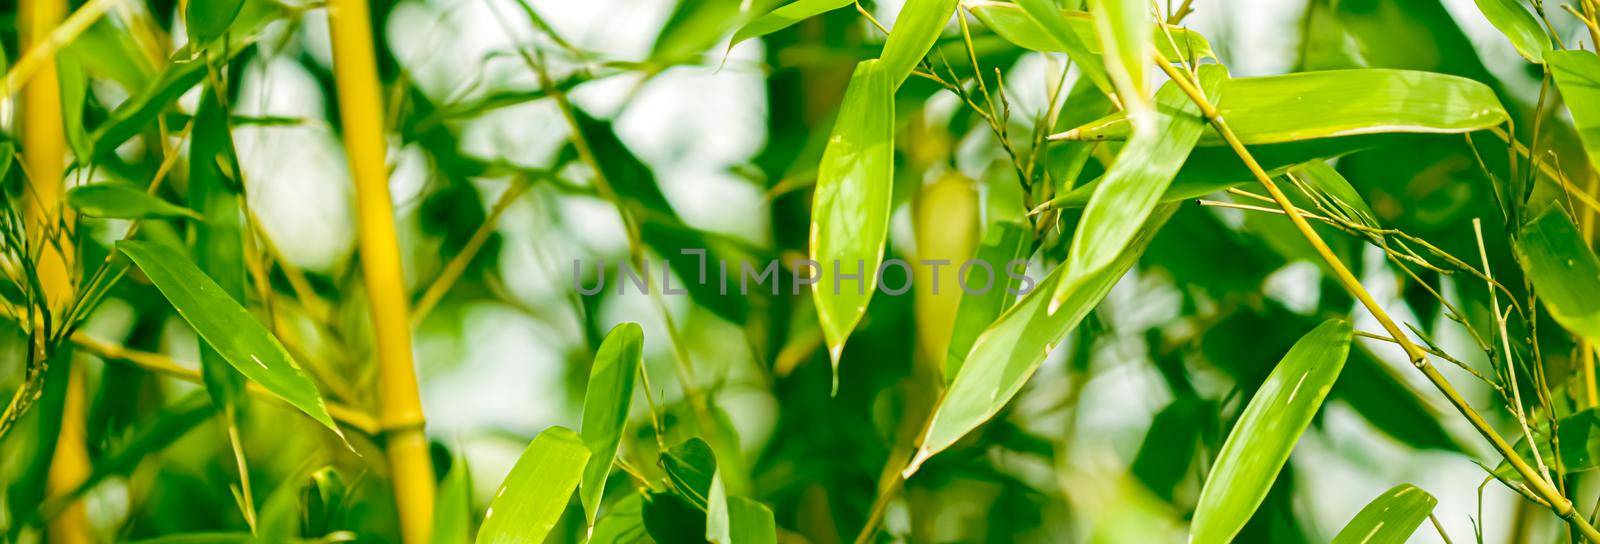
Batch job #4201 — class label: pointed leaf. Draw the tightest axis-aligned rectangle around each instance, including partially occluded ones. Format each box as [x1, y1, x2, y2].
[67, 184, 202, 221]
[1549, 50, 1600, 173]
[1049, 65, 1222, 310]
[1289, 161, 1379, 228]
[431, 453, 473, 544]
[1191, 319, 1353, 544]
[1062, 69, 1508, 146]
[1514, 205, 1600, 349]
[879, 0, 959, 89]
[907, 205, 1177, 474]
[945, 221, 1030, 382]
[590, 493, 650, 544]
[729, 0, 853, 51]
[477, 426, 591, 544]
[968, 1, 1214, 63]
[1088, 0, 1151, 126]
[1472, 0, 1550, 63]
[186, 0, 246, 47]
[809, 59, 894, 373]
[1013, 0, 1114, 96]
[661, 437, 718, 510]
[1330, 484, 1437, 544]
[579, 323, 644, 528]
[116, 240, 340, 434]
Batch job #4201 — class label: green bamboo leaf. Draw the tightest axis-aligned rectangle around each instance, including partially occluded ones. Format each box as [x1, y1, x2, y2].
[728, 0, 852, 51]
[1330, 484, 1437, 544]
[56, 52, 92, 162]
[1088, 0, 1151, 126]
[92, 58, 211, 158]
[705, 472, 777, 544]
[431, 453, 473, 544]
[1498, 407, 1600, 477]
[1472, 0, 1550, 63]
[1061, 69, 1508, 146]
[1048, 65, 1222, 312]
[1289, 161, 1379, 228]
[116, 241, 341, 435]
[969, 1, 1215, 63]
[879, 0, 960, 89]
[186, 0, 246, 47]
[579, 323, 644, 529]
[1549, 50, 1600, 173]
[590, 493, 650, 544]
[1191, 319, 1353, 544]
[661, 437, 718, 510]
[67, 183, 202, 221]
[1514, 205, 1600, 349]
[63, 19, 155, 94]
[477, 426, 591, 544]
[906, 205, 1177, 475]
[188, 85, 251, 417]
[944, 221, 1030, 383]
[809, 59, 894, 380]
[1012, 0, 1114, 97]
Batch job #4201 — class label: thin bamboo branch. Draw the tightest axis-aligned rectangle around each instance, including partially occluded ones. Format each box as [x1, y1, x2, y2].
[410, 175, 536, 327]
[1154, 51, 1600, 542]
[325, 0, 435, 541]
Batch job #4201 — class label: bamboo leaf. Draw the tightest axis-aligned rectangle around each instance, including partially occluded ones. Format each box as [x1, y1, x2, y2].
[67, 183, 202, 221]
[1472, 0, 1550, 63]
[116, 240, 342, 435]
[809, 59, 894, 379]
[1088, 0, 1151, 126]
[1499, 407, 1600, 477]
[1549, 50, 1600, 173]
[705, 472, 777, 544]
[1514, 205, 1600, 349]
[1330, 484, 1437, 544]
[188, 85, 251, 416]
[477, 426, 591, 544]
[906, 205, 1177, 475]
[1061, 69, 1507, 145]
[1191, 319, 1352, 544]
[590, 493, 650, 544]
[944, 221, 1030, 383]
[968, 1, 1214, 63]
[728, 0, 852, 51]
[1048, 65, 1222, 312]
[579, 323, 644, 529]
[661, 437, 718, 510]
[186, 0, 246, 47]
[913, 174, 980, 373]
[431, 453, 473, 544]
[879, 0, 959, 89]
[56, 52, 91, 162]
[1012, 0, 1114, 97]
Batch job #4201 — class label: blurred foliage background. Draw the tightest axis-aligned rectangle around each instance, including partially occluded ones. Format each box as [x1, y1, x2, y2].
[2, 0, 1600, 542]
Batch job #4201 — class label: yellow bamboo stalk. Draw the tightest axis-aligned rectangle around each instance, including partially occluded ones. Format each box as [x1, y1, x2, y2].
[324, 0, 434, 541]
[19, 0, 90, 540]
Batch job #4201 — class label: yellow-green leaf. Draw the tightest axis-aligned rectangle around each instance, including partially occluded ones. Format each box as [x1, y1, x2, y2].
[809, 59, 894, 380]
[477, 426, 591, 544]
[1514, 205, 1600, 349]
[67, 183, 202, 221]
[879, 0, 959, 89]
[706, 472, 776, 544]
[1048, 65, 1222, 312]
[431, 453, 472, 544]
[116, 241, 340, 435]
[944, 221, 1030, 383]
[1330, 484, 1437, 544]
[729, 0, 852, 51]
[968, 1, 1213, 64]
[1549, 50, 1600, 173]
[186, 0, 246, 47]
[1191, 319, 1352, 544]
[1012, 0, 1114, 97]
[1289, 161, 1379, 229]
[1088, 0, 1151, 126]
[579, 323, 644, 529]
[1061, 69, 1508, 146]
[1473, 0, 1550, 63]
[906, 205, 1177, 476]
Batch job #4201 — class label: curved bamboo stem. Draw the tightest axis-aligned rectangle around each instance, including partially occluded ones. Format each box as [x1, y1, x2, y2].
[325, 0, 435, 541]
[1154, 51, 1600, 542]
